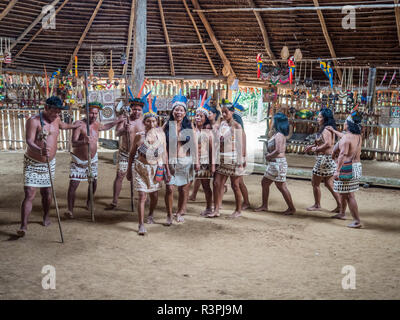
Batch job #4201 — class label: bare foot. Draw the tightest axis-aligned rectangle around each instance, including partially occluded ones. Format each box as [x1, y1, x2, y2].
[254, 206, 268, 212]
[242, 203, 251, 210]
[200, 208, 213, 216]
[165, 216, 173, 226]
[16, 229, 26, 237]
[175, 214, 185, 223]
[138, 224, 147, 235]
[146, 215, 155, 224]
[206, 211, 220, 218]
[306, 204, 321, 211]
[42, 217, 51, 227]
[331, 213, 346, 220]
[189, 195, 196, 201]
[331, 206, 340, 213]
[64, 211, 74, 219]
[283, 208, 296, 215]
[228, 211, 242, 219]
[105, 203, 117, 211]
[347, 220, 362, 229]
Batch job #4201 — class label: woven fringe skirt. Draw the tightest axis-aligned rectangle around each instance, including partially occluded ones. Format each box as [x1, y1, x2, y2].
[134, 159, 161, 193]
[23, 154, 56, 188]
[69, 153, 98, 181]
[334, 162, 362, 193]
[167, 157, 195, 186]
[264, 158, 288, 182]
[312, 154, 336, 177]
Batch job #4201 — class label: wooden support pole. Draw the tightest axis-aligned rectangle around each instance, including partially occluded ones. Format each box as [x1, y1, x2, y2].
[247, 0, 276, 66]
[12, 0, 70, 64]
[0, 0, 18, 22]
[313, 0, 342, 79]
[395, 0, 400, 46]
[158, 0, 175, 76]
[65, 0, 104, 73]
[10, 0, 61, 51]
[131, 0, 147, 95]
[123, 0, 136, 76]
[182, 0, 218, 76]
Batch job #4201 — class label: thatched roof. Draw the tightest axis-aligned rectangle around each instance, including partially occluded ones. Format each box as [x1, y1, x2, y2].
[1, 0, 400, 83]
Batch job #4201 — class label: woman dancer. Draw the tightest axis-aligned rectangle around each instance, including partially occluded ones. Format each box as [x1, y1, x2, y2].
[127, 96, 169, 235]
[254, 113, 296, 215]
[164, 90, 199, 223]
[193, 96, 215, 216]
[328, 111, 363, 228]
[208, 99, 246, 218]
[232, 102, 251, 210]
[304, 108, 341, 212]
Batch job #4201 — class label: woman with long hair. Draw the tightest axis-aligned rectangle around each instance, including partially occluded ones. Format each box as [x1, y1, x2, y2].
[207, 99, 246, 219]
[127, 96, 169, 235]
[304, 108, 341, 212]
[327, 111, 363, 228]
[163, 90, 199, 223]
[192, 96, 215, 216]
[254, 112, 296, 215]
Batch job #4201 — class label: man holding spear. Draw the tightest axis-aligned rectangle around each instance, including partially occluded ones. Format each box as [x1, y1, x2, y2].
[17, 96, 79, 238]
[106, 80, 148, 210]
[64, 102, 123, 219]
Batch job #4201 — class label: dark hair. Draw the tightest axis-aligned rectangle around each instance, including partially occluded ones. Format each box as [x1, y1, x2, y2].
[164, 105, 193, 150]
[273, 112, 289, 136]
[319, 108, 337, 133]
[347, 112, 362, 135]
[233, 113, 244, 129]
[46, 96, 62, 108]
[209, 106, 220, 120]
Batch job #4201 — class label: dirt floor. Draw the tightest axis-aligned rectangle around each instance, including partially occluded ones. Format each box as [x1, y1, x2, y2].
[1, 151, 400, 300]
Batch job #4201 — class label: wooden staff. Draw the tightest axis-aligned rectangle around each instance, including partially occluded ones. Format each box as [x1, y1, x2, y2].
[84, 72, 95, 222]
[125, 75, 134, 213]
[39, 111, 64, 243]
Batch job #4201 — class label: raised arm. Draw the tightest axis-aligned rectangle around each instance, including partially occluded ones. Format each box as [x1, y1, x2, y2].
[71, 124, 89, 147]
[326, 126, 345, 138]
[59, 118, 81, 130]
[99, 115, 125, 131]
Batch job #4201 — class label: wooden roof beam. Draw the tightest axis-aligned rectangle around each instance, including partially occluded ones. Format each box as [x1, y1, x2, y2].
[0, 0, 18, 22]
[158, 0, 175, 76]
[182, 0, 218, 76]
[122, 0, 136, 76]
[10, 0, 61, 51]
[65, 0, 103, 73]
[190, 0, 236, 81]
[313, 0, 342, 79]
[12, 0, 70, 64]
[247, 0, 277, 66]
[395, 0, 400, 46]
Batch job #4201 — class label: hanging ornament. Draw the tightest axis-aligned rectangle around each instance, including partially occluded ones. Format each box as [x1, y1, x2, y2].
[281, 46, 289, 60]
[319, 59, 333, 88]
[256, 53, 263, 79]
[288, 56, 295, 85]
[294, 48, 303, 61]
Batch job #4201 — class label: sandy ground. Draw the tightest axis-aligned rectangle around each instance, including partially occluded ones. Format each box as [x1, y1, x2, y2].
[0, 151, 400, 300]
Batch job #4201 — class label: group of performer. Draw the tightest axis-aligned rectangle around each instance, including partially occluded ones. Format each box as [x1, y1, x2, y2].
[17, 90, 364, 237]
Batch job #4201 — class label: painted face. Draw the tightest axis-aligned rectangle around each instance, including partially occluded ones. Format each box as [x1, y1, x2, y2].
[88, 107, 99, 124]
[195, 111, 206, 126]
[131, 105, 143, 120]
[317, 113, 324, 126]
[172, 105, 186, 122]
[44, 106, 62, 122]
[144, 117, 158, 130]
[221, 106, 233, 121]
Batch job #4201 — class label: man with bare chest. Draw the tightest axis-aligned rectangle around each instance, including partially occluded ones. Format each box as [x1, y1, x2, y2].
[65, 102, 123, 218]
[18, 96, 79, 237]
[107, 98, 145, 209]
